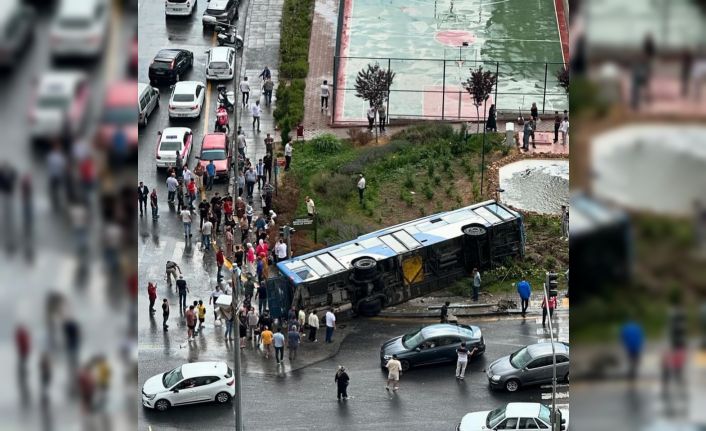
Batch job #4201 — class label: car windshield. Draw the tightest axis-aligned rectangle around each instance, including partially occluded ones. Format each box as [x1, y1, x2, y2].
[152, 60, 172, 70]
[226, 366, 233, 378]
[201, 149, 226, 160]
[160, 141, 181, 152]
[209, 61, 229, 70]
[206, 7, 227, 14]
[538, 404, 552, 424]
[487, 406, 507, 428]
[162, 366, 183, 388]
[401, 328, 425, 349]
[509, 346, 533, 369]
[38, 95, 69, 109]
[103, 106, 136, 124]
[173, 93, 195, 102]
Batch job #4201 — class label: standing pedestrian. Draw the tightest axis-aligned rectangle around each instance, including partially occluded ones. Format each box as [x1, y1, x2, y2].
[180, 207, 192, 238]
[166, 173, 178, 204]
[288, 325, 300, 360]
[247, 307, 259, 341]
[530, 102, 538, 122]
[367, 104, 376, 130]
[541, 295, 557, 328]
[560, 115, 569, 146]
[238, 308, 248, 348]
[239, 76, 250, 107]
[162, 299, 170, 330]
[201, 218, 213, 251]
[150, 188, 159, 220]
[176, 179, 186, 212]
[206, 160, 216, 191]
[185, 305, 197, 342]
[251, 101, 261, 132]
[223, 303, 235, 341]
[187, 178, 197, 209]
[325, 308, 336, 343]
[261, 326, 274, 359]
[147, 282, 157, 314]
[264, 133, 274, 155]
[560, 205, 569, 240]
[216, 247, 225, 278]
[308, 310, 319, 342]
[255, 279, 267, 316]
[486, 104, 497, 131]
[198, 198, 210, 230]
[385, 354, 402, 392]
[263, 78, 274, 106]
[517, 279, 531, 317]
[284, 140, 293, 171]
[298, 308, 306, 335]
[209, 284, 222, 321]
[193, 162, 205, 193]
[137, 182, 149, 216]
[440, 301, 450, 323]
[237, 172, 245, 197]
[522, 120, 532, 151]
[621, 320, 644, 382]
[553, 111, 561, 143]
[306, 196, 316, 217]
[272, 328, 285, 363]
[245, 167, 257, 198]
[378, 103, 387, 131]
[274, 238, 287, 263]
[166, 260, 181, 288]
[455, 342, 477, 380]
[225, 226, 234, 259]
[320, 79, 329, 111]
[197, 300, 206, 332]
[472, 268, 481, 302]
[176, 275, 189, 312]
[237, 131, 247, 158]
[256, 159, 265, 191]
[335, 366, 350, 400]
[357, 174, 366, 205]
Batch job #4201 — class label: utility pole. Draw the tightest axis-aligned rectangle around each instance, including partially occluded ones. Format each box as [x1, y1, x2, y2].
[231, 65, 243, 428]
[544, 272, 559, 431]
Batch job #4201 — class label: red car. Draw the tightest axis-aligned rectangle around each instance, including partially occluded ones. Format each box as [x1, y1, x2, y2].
[98, 81, 139, 151]
[198, 133, 231, 181]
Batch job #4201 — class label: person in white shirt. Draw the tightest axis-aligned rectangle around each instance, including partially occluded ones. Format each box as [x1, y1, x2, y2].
[284, 141, 293, 171]
[239, 76, 250, 107]
[274, 238, 287, 262]
[182, 166, 193, 184]
[268, 209, 277, 228]
[180, 208, 192, 238]
[166, 173, 179, 204]
[560, 116, 570, 145]
[306, 196, 316, 217]
[366, 105, 376, 131]
[454, 342, 477, 380]
[307, 311, 319, 342]
[357, 174, 366, 204]
[251, 101, 262, 132]
[320, 79, 329, 111]
[201, 220, 213, 251]
[325, 309, 336, 343]
[385, 354, 402, 392]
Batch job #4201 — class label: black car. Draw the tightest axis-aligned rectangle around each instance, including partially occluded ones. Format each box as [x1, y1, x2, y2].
[202, 0, 238, 27]
[380, 323, 485, 371]
[148, 49, 193, 86]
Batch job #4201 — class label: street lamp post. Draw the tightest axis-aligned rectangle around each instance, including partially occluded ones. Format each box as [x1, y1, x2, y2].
[543, 272, 558, 431]
[480, 98, 487, 197]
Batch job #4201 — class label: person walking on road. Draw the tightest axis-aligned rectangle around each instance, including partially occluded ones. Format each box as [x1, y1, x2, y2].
[357, 174, 366, 205]
[306, 196, 316, 217]
[150, 188, 159, 220]
[238, 309, 248, 348]
[621, 320, 644, 382]
[541, 295, 557, 328]
[298, 308, 306, 335]
[245, 167, 257, 198]
[517, 279, 531, 317]
[308, 310, 319, 342]
[138, 181, 149, 216]
[222, 303, 235, 341]
[335, 366, 350, 400]
[385, 354, 402, 392]
[193, 163, 205, 193]
[166, 173, 178, 204]
[455, 342, 477, 380]
[284, 141, 293, 171]
[263, 77, 274, 107]
[472, 268, 481, 302]
[247, 307, 259, 342]
[259, 65, 271, 81]
[165, 260, 181, 288]
[251, 101, 262, 132]
[530, 102, 538, 122]
[237, 131, 247, 159]
[209, 284, 223, 321]
[273, 328, 285, 363]
[185, 305, 197, 342]
[255, 281, 267, 316]
[197, 300, 206, 332]
[176, 275, 189, 312]
[288, 325, 300, 360]
[201, 219, 213, 251]
[180, 207, 192, 238]
[256, 159, 265, 191]
[216, 247, 225, 278]
[367, 104, 376, 131]
[440, 301, 450, 323]
[261, 326, 274, 359]
[325, 309, 336, 343]
[320, 80, 330, 111]
[147, 282, 157, 314]
[206, 160, 216, 191]
[239, 76, 250, 107]
[162, 299, 170, 331]
[198, 199, 210, 230]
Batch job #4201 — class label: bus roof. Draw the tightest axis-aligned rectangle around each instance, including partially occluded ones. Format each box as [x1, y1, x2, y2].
[277, 200, 520, 285]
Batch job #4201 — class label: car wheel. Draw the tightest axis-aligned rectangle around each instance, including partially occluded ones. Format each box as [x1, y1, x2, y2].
[400, 360, 410, 372]
[154, 399, 170, 412]
[505, 379, 520, 392]
[215, 391, 231, 404]
[564, 372, 569, 383]
[357, 298, 382, 316]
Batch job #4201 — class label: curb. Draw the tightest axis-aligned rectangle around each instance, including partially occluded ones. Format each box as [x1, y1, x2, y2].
[377, 310, 532, 319]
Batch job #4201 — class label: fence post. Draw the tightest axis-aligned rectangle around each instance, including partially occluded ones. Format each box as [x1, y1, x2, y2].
[458, 90, 462, 120]
[387, 57, 392, 121]
[441, 60, 446, 120]
[332, 56, 338, 123]
[495, 61, 499, 109]
[542, 63, 548, 114]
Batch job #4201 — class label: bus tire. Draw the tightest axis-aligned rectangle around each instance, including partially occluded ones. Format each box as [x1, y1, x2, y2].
[463, 224, 487, 237]
[352, 256, 377, 279]
[357, 297, 382, 316]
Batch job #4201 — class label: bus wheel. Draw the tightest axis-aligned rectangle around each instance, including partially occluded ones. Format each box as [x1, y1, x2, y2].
[463, 224, 487, 237]
[352, 256, 377, 279]
[358, 298, 382, 316]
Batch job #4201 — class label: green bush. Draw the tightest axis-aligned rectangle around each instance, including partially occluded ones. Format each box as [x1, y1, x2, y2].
[309, 133, 342, 154]
[403, 174, 415, 189]
[423, 185, 434, 200]
[427, 162, 435, 177]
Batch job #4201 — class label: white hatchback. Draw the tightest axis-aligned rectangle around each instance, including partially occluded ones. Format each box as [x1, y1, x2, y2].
[165, 0, 196, 16]
[168, 81, 206, 119]
[155, 127, 193, 169]
[141, 362, 235, 411]
[50, 0, 108, 59]
[205, 47, 236, 80]
[457, 403, 569, 431]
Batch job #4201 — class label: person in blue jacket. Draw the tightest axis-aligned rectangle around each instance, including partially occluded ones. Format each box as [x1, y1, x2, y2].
[621, 320, 644, 382]
[517, 279, 531, 318]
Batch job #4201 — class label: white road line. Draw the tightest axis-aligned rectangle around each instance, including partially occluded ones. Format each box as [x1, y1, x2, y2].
[542, 391, 569, 399]
[541, 384, 570, 389]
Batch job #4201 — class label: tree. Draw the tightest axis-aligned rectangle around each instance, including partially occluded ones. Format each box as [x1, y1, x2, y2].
[556, 66, 569, 94]
[463, 66, 496, 133]
[354, 63, 395, 110]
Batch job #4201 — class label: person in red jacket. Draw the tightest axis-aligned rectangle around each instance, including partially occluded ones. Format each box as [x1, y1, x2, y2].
[147, 282, 157, 314]
[216, 248, 225, 278]
[541, 295, 557, 328]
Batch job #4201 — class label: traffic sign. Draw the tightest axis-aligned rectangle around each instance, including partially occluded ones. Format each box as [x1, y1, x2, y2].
[292, 217, 314, 229]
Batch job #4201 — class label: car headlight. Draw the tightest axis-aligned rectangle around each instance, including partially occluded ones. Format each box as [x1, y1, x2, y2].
[144, 392, 156, 400]
[383, 354, 391, 360]
[490, 375, 501, 382]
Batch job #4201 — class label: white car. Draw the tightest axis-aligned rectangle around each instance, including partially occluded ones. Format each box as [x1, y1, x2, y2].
[205, 47, 236, 80]
[457, 403, 569, 431]
[141, 362, 235, 411]
[155, 127, 193, 169]
[168, 81, 205, 119]
[165, 0, 196, 16]
[30, 71, 89, 141]
[50, 0, 108, 59]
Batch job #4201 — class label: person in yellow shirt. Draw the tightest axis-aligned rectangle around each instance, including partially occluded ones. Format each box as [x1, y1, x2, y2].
[260, 326, 273, 359]
[197, 300, 207, 332]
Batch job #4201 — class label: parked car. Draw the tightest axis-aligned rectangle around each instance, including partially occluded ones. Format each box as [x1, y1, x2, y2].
[165, 0, 196, 16]
[141, 362, 235, 412]
[202, 0, 238, 27]
[205, 46, 236, 80]
[168, 81, 205, 119]
[29, 70, 89, 143]
[98, 81, 138, 151]
[0, 0, 35, 68]
[50, 0, 108, 59]
[380, 323, 484, 371]
[487, 342, 570, 392]
[155, 127, 193, 169]
[148, 49, 193, 86]
[138, 82, 160, 126]
[457, 403, 568, 431]
[198, 133, 231, 180]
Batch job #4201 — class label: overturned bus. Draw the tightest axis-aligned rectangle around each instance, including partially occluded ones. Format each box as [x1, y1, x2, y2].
[267, 200, 525, 318]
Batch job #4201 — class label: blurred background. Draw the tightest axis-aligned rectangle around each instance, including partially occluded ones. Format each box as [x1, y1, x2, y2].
[0, 0, 137, 429]
[570, 0, 706, 429]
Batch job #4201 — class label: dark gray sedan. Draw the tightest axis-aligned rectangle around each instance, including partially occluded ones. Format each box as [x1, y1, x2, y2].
[487, 342, 570, 392]
[380, 323, 485, 371]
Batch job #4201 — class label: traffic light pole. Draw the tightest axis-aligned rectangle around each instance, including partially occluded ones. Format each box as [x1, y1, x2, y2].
[544, 272, 558, 431]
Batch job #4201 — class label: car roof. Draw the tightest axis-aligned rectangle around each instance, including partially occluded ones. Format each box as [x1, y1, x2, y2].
[58, 0, 101, 18]
[202, 133, 227, 148]
[173, 81, 203, 93]
[209, 47, 233, 61]
[420, 323, 477, 339]
[155, 49, 187, 60]
[106, 81, 137, 106]
[208, 0, 231, 7]
[39, 71, 85, 96]
[527, 342, 569, 357]
[161, 127, 191, 141]
[181, 361, 228, 379]
[504, 403, 542, 418]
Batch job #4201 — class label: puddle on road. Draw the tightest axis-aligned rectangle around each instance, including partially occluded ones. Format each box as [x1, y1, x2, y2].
[499, 159, 569, 215]
[591, 125, 706, 215]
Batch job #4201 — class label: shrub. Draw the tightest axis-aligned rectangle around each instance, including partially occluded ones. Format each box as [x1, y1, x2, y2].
[427, 162, 435, 177]
[445, 186, 453, 197]
[310, 173, 353, 204]
[423, 185, 434, 200]
[403, 174, 415, 189]
[433, 175, 441, 186]
[347, 128, 373, 146]
[309, 133, 342, 154]
[442, 159, 451, 172]
[419, 207, 426, 217]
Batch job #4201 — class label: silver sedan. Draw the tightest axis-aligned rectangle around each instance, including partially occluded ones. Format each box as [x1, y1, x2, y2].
[486, 342, 569, 392]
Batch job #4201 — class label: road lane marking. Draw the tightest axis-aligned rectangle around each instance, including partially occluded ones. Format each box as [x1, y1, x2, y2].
[542, 392, 569, 399]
